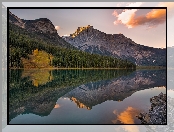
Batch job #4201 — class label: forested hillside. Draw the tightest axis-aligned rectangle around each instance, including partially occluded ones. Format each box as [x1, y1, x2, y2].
[9, 23, 136, 69]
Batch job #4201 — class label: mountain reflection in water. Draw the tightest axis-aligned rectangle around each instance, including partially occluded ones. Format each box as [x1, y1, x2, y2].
[9, 69, 166, 124]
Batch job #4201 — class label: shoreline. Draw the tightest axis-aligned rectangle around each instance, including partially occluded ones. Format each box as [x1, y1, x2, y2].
[136, 66, 166, 70]
[9, 67, 136, 70]
[137, 92, 166, 124]
[9, 67, 166, 70]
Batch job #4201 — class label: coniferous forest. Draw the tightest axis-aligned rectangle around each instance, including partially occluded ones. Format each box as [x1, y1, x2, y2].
[9, 23, 136, 69]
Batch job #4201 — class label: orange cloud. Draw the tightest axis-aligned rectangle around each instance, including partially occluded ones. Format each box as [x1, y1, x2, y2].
[55, 26, 60, 30]
[113, 9, 166, 29]
[112, 3, 143, 28]
[54, 104, 60, 108]
[129, 9, 166, 28]
[112, 10, 118, 17]
[146, 9, 166, 19]
[112, 107, 140, 124]
[112, 2, 174, 29]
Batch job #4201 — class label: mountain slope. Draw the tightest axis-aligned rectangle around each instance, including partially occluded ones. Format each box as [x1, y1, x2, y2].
[63, 25, 166, 66]
[9, 12, 136, 69]
[9, 11, 76, 49]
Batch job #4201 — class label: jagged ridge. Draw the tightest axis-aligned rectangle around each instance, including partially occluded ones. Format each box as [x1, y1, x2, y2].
[63, 26, 166, 66]
[9, 11, 76, 49]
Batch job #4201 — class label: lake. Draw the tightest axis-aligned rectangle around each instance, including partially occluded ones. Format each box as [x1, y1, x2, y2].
[9, 69, 166, 124]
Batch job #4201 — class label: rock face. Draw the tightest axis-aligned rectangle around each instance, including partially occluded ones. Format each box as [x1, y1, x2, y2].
[9, 11, 56, 34]
[22, 18, 57, 34]
[137, 92, 166, 124]
[63, 25, 166, 66]
[9, 11, 25, 28]
[9, 11, 76, 49]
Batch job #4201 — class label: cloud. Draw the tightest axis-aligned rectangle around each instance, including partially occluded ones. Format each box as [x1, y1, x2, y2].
[112, 2, 143, 28]
[112, 107, 140, 124]
[128, 9, 166, 28]
[114, 9, 139, 28]
[54, 104, 60, 108]
[55, 26, 60, 30]
[112, 10, 118, 17]
[112, 2, 172, 29]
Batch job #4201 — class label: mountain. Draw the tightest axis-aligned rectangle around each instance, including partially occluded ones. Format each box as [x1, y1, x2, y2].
[9, 11, 135, 69]
[9, 11, 76, 49]
[63, 25, 166, 66]
[9, 11, 25, 28]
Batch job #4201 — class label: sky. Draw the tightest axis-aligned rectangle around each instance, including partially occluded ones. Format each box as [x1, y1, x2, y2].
[5, 2, 174, 48]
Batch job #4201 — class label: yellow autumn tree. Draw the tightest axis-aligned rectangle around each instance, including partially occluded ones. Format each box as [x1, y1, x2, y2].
[33, 49, 39, 56]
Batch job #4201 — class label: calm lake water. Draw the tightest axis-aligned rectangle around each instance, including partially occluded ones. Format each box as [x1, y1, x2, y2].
[9, 69, 166, 124]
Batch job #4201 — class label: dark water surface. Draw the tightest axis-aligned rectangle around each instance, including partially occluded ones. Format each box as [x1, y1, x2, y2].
[9, 69, 166, 124]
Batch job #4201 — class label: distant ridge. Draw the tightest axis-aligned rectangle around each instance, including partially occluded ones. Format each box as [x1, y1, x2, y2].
[9, 11, 76, 49]
[63, 25, 166, 66]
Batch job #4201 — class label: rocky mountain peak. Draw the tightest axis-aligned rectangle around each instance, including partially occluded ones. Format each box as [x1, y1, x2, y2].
[63, 26, 166, 66]
[23, 18, 57, 34]
[9, 11, 57, 35]
[9, 11, 25, 28]
[70, 25, 93, 37]
[9, 11, 76, 49]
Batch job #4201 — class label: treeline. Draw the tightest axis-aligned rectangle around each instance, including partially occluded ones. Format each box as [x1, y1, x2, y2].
[9, 23, 136, 69]
[52, 50, 135, 68]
